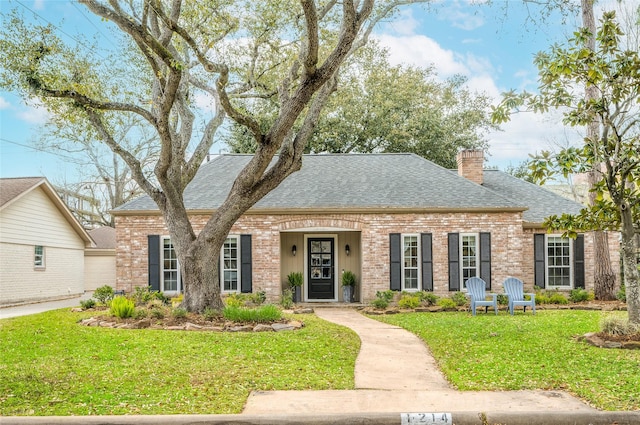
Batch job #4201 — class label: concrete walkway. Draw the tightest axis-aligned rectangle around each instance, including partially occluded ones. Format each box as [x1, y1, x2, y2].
[242, 308, 597, 415]
[0, 292, 92, 319]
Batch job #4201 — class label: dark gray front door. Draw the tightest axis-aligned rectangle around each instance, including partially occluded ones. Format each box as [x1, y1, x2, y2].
[308, 238, 334, 300]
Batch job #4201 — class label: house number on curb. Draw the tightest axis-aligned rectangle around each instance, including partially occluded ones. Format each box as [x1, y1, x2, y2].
[401, 412, 452, 425]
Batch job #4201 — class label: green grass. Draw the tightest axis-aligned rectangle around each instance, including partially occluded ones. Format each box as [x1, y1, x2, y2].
[0, 309, 359, 416]
[369, 310, 640, 411]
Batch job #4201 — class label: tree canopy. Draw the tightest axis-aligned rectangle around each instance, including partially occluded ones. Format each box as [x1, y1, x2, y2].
[225, 43, 496, 169]
[0, 0, 429, 312]
[493, 11, 640, 323]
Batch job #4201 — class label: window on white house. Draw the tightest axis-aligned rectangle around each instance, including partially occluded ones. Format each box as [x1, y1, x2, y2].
[402, 235, 419, 291]
[34, 245, 45, 268]
[221, 236, 240, 293]
[162, 237, 181, 293]
[546, 235, 572, 288]
[461, 234, 479, 289]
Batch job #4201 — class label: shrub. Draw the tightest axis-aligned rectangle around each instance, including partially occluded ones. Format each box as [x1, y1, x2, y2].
[172, 307, 188, 319]
[376, 290, 396, 303]
[417, 291, 438, 306]
[202, 307, 219, 321]
[80, 299, 96, 309]
[251, 291, 267, 305]
[153, 291, 171, 305]
[225, 293, 248, 308]
[436, 298, 457, 310]
[451, 291, 467, 306]
[281, 289, 294, 309]
[617, 283, 626, 302]
[223, 304, 282, 323]
[569, 288, 594, 303]
[341, 270, 356, 287]
[398, 294, 420, 309]
[94, 285, 115, 305]
[371, 297, 389, 310]
[171, 294, 184, 307]
[497, 294, 509, 305]
[535, 289, 569, 304]
[287, 272, 303, 288]
[110, 296, 135, 319]
[601, 316, 640, 336]
[150, 308, 166, 319]
[132, 286, 155, 305]
[133, 308, 148, 319]
[548, 292, 569, 305]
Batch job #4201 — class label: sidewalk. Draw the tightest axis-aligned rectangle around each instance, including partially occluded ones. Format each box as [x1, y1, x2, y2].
[0, 292, 92, 319]
[242, 308, 597, 414]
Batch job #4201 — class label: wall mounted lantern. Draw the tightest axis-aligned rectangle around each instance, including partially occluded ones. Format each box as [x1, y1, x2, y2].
[345, 244, 350, 256]
[292, 245, 297, 256]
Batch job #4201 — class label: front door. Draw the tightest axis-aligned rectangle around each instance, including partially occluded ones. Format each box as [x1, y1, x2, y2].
[307, 238, 334, 300]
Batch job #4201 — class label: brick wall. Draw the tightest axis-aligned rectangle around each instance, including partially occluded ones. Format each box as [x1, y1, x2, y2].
[115, 211, 618, 302]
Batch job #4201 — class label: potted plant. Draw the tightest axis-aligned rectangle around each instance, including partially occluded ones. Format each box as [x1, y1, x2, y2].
[287, 271, 303, 303]
[341, 270, 356, 303]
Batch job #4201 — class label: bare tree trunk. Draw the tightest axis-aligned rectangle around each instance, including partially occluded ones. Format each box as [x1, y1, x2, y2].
[620, 206, 640, 324]
[582, 0, 616, 300]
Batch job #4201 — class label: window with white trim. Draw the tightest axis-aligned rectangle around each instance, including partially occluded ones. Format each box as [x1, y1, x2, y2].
[221, 236, 240, 293]
[34, 245, 45, 268]
[162, 237, 181, 293]
[546, 235, 572, 288]
[461, 234, 479, 289]
[402, 235, 420, 291]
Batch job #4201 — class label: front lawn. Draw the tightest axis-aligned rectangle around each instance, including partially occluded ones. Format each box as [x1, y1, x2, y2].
[0, 309, 359, 416]
[369, 310, 639, 411]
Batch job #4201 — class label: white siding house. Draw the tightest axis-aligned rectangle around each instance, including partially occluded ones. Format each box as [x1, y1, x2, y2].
[0, 178, 93, 306]
[85, 227, 116, 291]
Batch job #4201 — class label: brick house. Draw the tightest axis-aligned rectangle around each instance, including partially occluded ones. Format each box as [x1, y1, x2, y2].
[112, 150, 619, 303]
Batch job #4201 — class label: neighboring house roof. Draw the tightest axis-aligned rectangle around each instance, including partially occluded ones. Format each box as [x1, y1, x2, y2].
[0, 177, 45, 208]
[0, 177, 94, 246]
[115, 154, 525, 213]
[88, 226, 116, 249]
[482, 170, 584, 224]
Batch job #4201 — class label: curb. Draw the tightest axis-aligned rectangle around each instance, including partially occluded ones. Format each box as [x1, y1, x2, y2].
[2, 411, 639, 425]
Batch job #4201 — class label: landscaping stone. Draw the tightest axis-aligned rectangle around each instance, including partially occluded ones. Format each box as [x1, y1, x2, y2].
[288, 320, 303, 329]
[185, 322, 202, 330]
[133, 319, 152, 329]
[165, 325, 185, 330]
[271, 323, 295, 332]
[294, 308, 314, 314]
[229, 325, 254, 332]
[252, 324, 273, 332]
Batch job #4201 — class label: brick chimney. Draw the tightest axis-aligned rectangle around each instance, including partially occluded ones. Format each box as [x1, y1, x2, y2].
[457, 150, 484, 185]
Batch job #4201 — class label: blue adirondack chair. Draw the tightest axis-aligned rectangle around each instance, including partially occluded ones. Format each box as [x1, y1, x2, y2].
[503, 277, 536, 315]
[466, 277, 498, 315]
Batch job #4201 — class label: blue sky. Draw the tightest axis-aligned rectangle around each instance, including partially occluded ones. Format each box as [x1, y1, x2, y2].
[0, 0, 635, 182]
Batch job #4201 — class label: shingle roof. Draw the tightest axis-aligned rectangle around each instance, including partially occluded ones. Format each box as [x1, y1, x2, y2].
[482, 170, 584, 223]
[0, 177, 45, 208]
[88, 226, 116, 249]
[116, 154, 524, 212]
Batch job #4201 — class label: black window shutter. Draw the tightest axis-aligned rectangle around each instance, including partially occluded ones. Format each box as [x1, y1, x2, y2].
[389, 233, 401, 291]
[574, 234, 585, 289]
[147, 235, 160, 292]
[421, 233, 433, 291]
[480, 232, 491, 289]
[448, 233, 460, 291]
[534, 234, 546, 289]
[240, 234, 252, 293]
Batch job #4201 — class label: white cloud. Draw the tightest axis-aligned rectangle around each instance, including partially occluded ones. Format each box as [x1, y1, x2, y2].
[376, 34, 469, 77]
[16, 103, 50, 125]
[386, 8, 420, 36]
[32, 0, 45, 11]
[0, 96, 10, 110]
[433, 1, 485, 31]
[486, 109, 583, 168]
